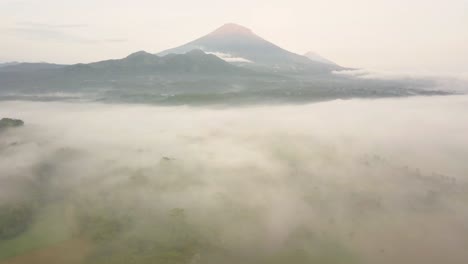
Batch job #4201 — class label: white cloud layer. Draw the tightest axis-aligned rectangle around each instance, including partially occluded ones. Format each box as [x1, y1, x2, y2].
[334, 69, 468, 92]
[1, 96, 468, 263]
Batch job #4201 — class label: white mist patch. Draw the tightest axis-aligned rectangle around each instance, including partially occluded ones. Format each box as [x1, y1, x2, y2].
[207, 51, 253, 63]
[0, 95, 468, 264]
[333, 69, 468, 92]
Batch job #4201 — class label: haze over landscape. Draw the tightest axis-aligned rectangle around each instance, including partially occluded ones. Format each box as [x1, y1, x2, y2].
[0, 1, 468, 264]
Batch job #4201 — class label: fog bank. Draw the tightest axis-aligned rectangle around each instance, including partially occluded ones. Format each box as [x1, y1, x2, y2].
[1, 95, 468, 264]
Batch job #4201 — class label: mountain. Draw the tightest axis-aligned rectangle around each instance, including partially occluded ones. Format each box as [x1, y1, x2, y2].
[0, 23, 447, 104]
[0, 50, 258, 92]
[304, 51, 337, 65]
[159, 23, 343, 72]
[82, 49, 249, 75]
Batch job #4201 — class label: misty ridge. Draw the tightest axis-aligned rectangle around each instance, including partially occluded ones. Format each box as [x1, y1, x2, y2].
[0, 23, 463, 105]
[1, 95, 468, 264]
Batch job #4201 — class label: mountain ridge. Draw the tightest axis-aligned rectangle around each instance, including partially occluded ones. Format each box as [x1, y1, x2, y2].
[158, 23, 343, 72]
[0, 23, 446, 104]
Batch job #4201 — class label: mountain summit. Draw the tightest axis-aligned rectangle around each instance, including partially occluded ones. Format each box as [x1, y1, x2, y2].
[158, 23, 342, 72]
[209, 23, 254, 36]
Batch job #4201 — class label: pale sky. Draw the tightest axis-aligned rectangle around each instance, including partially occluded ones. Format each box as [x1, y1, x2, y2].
[1, 0, 467, 74]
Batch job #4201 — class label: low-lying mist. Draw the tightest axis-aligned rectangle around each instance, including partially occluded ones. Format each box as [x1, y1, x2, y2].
[1, 95, 468, 264]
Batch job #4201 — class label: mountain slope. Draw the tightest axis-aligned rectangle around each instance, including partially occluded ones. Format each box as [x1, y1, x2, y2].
[0, 50, 257, 92]
[159, 23, 343, 72]
[304, 51, 337, 65]
[71, 49, 250, 75]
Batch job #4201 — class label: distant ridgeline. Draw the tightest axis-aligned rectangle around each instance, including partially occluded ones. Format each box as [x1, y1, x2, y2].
[0, 118, 24, 131]
[0, 24, 449, 104]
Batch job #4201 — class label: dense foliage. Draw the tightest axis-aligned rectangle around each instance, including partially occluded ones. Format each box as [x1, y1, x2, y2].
[0, 203, 34, 240]
[0, 118, 24, 131]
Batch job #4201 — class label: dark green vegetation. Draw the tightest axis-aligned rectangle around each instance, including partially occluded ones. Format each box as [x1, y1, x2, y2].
[0, 158, 360, 264]
[0, 203, 34, 240]
[0, 118, 24, 131]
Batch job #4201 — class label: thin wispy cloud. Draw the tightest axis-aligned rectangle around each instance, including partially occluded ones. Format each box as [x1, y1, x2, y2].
[9, 27, 97, 44]
[8, 22, 127, 45]
[17, 21, 89, 29]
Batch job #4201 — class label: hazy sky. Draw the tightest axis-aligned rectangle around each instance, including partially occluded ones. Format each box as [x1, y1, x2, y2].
[0, 0, 467, 74]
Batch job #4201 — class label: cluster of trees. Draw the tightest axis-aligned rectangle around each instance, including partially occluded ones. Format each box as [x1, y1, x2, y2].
[0, 146, 360, 264]
[0, 202, 34, 240]
[0, 118, 24, 132]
